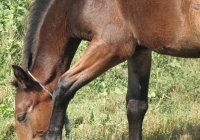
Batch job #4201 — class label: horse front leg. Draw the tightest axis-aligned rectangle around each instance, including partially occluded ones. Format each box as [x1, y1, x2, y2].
[126, 49, 151, 140]
[45, 37, 135, 140]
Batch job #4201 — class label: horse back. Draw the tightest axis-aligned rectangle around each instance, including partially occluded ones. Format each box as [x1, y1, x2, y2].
[69, 0, 200, 57]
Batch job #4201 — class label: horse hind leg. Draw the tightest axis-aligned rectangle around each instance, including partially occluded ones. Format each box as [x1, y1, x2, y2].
[126, 49, 151, 140]
[45, 37, 135, 139]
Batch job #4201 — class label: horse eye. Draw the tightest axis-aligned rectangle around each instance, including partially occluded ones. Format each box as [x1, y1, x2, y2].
[17, 113, 27, 122]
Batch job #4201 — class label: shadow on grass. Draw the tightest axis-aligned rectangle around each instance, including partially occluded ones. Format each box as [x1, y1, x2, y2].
[144, 121, 200, 140]
[171, 122, 200, 140]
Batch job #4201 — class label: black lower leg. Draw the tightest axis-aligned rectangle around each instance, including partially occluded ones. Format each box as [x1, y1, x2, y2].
[45, 82, 75, 140]
[65, 113, 70, 138]
[126, 49, 151, 140]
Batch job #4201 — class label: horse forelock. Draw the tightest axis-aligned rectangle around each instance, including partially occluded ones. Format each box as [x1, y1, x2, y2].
[23, 0, 55, 70]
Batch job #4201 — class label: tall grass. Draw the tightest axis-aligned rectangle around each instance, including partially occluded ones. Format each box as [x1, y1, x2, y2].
[0, 0, 200, 140]
[0, 0, 30, 139]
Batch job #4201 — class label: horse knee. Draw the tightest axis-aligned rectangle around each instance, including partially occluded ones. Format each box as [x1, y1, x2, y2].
[52, 76, 75, 103]
[127, 99, 148, 120]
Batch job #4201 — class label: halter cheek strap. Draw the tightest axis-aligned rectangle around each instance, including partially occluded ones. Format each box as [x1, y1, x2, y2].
[27, 70, 71, 137]
[27, 70, 52, 97]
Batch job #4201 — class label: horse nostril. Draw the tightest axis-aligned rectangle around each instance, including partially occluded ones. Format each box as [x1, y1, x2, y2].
[17, 113, 27, 122]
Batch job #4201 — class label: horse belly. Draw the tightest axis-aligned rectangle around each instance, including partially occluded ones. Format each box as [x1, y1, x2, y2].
[152, 42, 200, 58]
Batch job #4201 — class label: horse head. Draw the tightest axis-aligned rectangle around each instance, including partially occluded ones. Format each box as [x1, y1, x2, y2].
[12, 65, 52, 140]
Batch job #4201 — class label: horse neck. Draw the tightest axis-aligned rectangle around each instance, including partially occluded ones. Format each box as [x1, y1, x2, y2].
[25, 0, 71, 92]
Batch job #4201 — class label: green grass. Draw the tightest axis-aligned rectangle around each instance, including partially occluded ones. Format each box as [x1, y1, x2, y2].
[1, 0, 200, 140]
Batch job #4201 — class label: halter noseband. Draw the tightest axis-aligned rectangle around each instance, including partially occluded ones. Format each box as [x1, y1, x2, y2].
[27, 70, 52, 97]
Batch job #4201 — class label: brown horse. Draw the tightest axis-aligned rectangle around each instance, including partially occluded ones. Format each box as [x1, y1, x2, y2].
[12, 0, 200, 139]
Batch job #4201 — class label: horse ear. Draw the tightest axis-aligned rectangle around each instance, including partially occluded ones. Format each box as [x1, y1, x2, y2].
[12, 65, 30, 89]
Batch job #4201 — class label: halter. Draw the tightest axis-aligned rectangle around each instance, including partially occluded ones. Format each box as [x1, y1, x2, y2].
[27, 70, 53, 97]
[27, 70, 71, 136]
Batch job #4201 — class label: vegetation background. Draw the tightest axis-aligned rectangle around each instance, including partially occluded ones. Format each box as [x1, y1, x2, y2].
[0, 0, 200, 139]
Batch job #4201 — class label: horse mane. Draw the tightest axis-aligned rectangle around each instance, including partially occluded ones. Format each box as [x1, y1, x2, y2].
[23, 0, 53, 70]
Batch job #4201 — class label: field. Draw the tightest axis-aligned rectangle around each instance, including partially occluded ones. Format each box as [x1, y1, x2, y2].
[0, 0, 200, 140]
